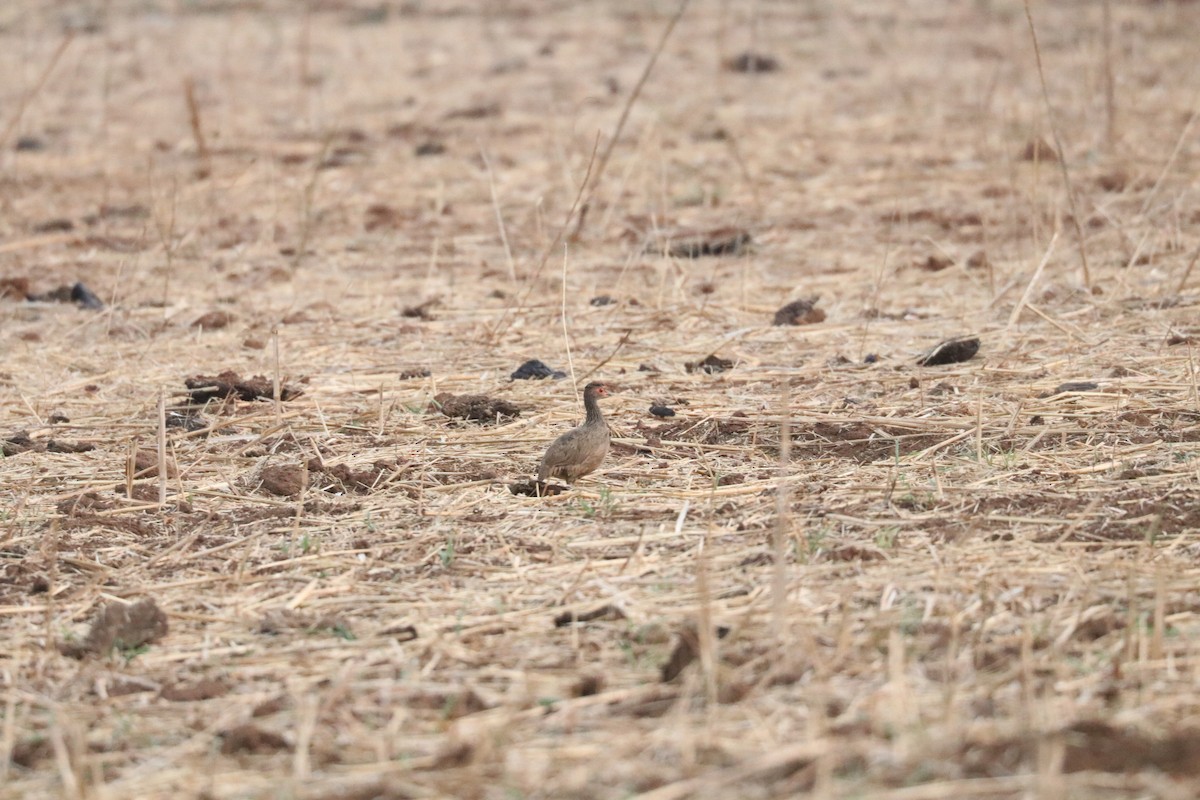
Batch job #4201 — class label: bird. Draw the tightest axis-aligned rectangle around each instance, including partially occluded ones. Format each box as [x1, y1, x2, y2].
[538, 382, 612, 489]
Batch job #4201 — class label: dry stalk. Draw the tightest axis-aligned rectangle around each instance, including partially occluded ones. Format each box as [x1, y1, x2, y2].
[572, 0, 692, 241]
[1022, 0, 1092, 289]
[0, 35, 73, 151]
[183, 77, 212, 178]
[1101, 0, 1116, 147]
[292, 132, 334, 271]
[480, 146, 517, 283]
[157, 388, 167, 505]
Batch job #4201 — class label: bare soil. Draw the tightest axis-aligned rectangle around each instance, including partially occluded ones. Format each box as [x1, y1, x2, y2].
[4, 1, 1200, 798]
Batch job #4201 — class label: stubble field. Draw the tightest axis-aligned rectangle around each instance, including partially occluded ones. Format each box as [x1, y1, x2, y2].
[3, 1, 1200, 798]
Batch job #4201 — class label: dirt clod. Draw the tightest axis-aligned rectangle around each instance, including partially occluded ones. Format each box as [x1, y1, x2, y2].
[134, 449, 178, 478]
[59, 598, 169, 659]
[160, 679, 229, 702]
[0, 277, 31, 300]
[185, 370, 303, 403]
[260, 464, 307, 497]
[509, 480, 565, 497]
[724, 52, 780, 73]
[1020, 136, 1059, 162]
[649, 405, 675, 418]
[685, 354, 734, 374]
[192, 310, 234, 330]
[434, 392, 520, 422]
[773, 297, 825, 326]
[917, 254, 954, 272]
[219, 724, 290, 755]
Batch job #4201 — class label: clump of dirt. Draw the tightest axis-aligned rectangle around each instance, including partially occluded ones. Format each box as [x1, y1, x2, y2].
[640, 416, 751, 446]
[434, 392, 520, 422]
[59, 598, 169, 659]
[1096, 170, 1128, 192]
[3, 431, 40, 456]
[1020, 136, 1058, 162]
[219, 724, 290, 755]
[165, 409, 208, 431]
[25, 281, 104, 309]
[364, 203, 404, 230]
[414, 140, 445, 156]
[134, 449, 178, 478]
[649, 404, 675, 417]
[652, 227, 751, 258]
[57, 492, 114, 516]
[306, 458, 397, 493]
[554, 604, 627, 627]
[401, 297, 439, 320]
[509, 480, 565, 497]
[0, 277, 31, 299]
[917, 336, 980, 366]
[511, 359, 566, 380]
[590, 295, 616, 306]
[444, 101, 501, 120]
[724, 52, 780, 73]
[660, 622, 731, 682]
[258, 608, 353, 638]
[260, 464, 307, 497]
[46, 439, 95, 453]
[794, 421, 939, 464]
[185, 370, 304, 403]
[685, 354, 734, 374]
[160, 679, 229, 702]
[916, 254, 954, 272]
[966, 250, 989, 269]
[192, 310, 234, 330]
[399, 368, 431, 380]
[773, 297, 825, 325]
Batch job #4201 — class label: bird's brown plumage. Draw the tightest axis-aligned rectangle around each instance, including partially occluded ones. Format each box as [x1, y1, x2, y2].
[538, 382, 612, 486]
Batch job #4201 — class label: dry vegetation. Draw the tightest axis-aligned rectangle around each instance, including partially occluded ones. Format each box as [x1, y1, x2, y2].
[4, 0, 1200, 797]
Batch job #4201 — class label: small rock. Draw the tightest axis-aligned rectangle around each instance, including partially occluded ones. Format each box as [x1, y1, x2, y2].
[58, 598, 169, 658]
[685, 354, 734, 374]
[966, 250, 990, 270]
[917, 336, 980, 367]
[511, 359, 566, 380]
[649, 405, 675, 418]
[917, 254, 954, 272]
[724, 52, 780, 73]
[15, 135, 46, 152]
[33, 218, 74, 233]
[192, 310, 234, 330]
[773, 297, 825, 326]
[260, 464, 307, 497]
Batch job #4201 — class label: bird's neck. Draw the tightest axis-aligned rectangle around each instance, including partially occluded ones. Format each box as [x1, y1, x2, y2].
[583, 392, 605, 425]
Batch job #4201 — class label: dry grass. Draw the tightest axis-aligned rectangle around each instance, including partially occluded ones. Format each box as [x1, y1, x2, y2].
[3, 1, 1200, 798]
